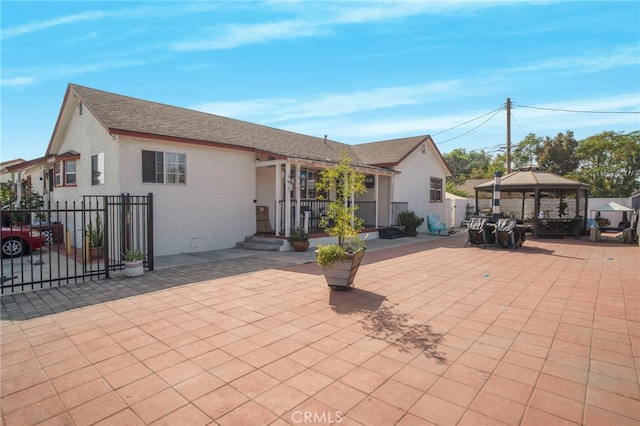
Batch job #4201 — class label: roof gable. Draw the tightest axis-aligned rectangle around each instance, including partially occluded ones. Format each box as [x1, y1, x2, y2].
[353, 135, 452, 176]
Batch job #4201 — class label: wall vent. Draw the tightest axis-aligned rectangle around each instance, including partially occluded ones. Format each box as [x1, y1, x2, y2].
[78, 101, 83, 115]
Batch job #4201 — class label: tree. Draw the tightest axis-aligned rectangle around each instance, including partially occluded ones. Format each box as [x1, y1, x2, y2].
[0, 183, 16, 207]
[569, 131, 640, 197]
[445, 181, 469, 197]
[443, 148, 495, 184]
[537, 131, 579, 175]
[512, 133, 543, 168]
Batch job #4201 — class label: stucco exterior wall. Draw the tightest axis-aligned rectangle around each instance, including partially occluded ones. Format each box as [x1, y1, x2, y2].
[51, 104, 258, 256]
[49, 101, 120, 205]
[117, 137, 257, 256]
[391, 147, 448, 232]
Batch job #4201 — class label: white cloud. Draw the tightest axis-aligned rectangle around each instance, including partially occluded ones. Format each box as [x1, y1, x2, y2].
[0, 10, 109, 40]
[1, 77, 35, 88]
[170, 19, 322, 51]
[0, 3, 227, 40]
[190, 80, 465, 121]
[2, 56, 168, 88]
[169, 1, 519, 52]
[509, 46, 640, 73]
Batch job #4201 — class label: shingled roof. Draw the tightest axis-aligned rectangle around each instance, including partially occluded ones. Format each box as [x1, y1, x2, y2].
[474, 166, 590, 192]
[49, 84, 447, 173]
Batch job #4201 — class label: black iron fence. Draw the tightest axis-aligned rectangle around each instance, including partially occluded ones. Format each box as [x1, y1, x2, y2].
[1, 194, 153, 295]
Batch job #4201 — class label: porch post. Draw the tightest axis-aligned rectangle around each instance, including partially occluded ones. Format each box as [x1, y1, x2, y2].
[284, 162, 292, 237]
[16, 170, 23, 206]
[294, 163, 301, 229]
[374, 174, 379, 228]
[275, 163, 282, 236]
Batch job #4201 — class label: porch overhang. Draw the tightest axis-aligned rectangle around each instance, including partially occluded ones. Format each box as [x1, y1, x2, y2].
[255, 156, 397, 177]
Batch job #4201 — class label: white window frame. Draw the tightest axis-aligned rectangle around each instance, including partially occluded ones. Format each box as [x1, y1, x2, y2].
[430, 177, 443, 203]
[91, 153, 104, 186]
[142, 150, 186, 185]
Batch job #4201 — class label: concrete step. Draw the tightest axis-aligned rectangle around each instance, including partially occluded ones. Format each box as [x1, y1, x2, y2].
[236, 235, 285, 251]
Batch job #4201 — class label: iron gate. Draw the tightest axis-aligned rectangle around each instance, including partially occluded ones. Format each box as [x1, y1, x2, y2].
[1, 193, 153, 295]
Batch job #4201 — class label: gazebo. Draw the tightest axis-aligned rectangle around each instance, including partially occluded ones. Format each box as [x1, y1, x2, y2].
[474, 166, 591, 238]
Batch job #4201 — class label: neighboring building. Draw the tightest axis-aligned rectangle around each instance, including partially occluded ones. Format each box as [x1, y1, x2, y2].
[0, 158, 26, 186]
[1, 157, 52, 207]
[30, 83, 452, 256]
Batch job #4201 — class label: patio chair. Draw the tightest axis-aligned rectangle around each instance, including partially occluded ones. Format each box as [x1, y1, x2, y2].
[427, 214, 448, 236]
[493, 218, 521, 249]
[465, 217, 488, 247]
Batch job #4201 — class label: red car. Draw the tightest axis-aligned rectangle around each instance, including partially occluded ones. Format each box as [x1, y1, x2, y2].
[1, 227, 47, 257]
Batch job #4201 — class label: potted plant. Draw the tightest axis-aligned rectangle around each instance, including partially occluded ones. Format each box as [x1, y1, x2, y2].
[123, 249, 144, 277]
[86, 215, 103, 259]
[398, 210, 423, 236]
[287, 227, 310, 252]
[315, 151, 368, 290]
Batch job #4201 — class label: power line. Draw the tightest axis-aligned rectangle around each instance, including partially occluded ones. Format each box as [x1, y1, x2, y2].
[436, 108, 504, 145]
[516, 104, 640, 114]
[510, 112, 528, 139]
[432, 106, 504, 138]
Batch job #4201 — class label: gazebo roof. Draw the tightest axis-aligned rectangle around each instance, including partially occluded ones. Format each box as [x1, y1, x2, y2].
[474, 166, 590, 192]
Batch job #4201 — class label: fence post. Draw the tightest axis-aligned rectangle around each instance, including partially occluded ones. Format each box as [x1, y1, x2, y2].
[146, 193, 154, 271]
[103, 195, 109, 278]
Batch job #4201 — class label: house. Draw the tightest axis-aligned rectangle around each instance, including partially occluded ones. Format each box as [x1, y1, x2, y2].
[36, 83, 452, 256]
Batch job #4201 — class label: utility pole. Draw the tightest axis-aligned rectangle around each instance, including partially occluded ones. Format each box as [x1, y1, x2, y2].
[506, 97, 511, 173]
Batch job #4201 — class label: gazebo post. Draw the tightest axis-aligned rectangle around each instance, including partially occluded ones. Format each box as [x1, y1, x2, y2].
[475, 191, 479, 216]
[534, 187, 540, 238]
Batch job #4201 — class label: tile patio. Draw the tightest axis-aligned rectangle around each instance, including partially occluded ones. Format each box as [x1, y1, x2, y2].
[1, 233, 639, 425]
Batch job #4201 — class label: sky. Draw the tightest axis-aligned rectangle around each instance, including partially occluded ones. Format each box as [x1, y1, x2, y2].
[1, 0, 639, 163]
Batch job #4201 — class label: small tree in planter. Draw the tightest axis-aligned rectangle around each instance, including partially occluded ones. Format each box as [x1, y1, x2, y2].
[315, 151, 367, 290]
[85, 215, 103, 259]
[123, 249, 144, 277]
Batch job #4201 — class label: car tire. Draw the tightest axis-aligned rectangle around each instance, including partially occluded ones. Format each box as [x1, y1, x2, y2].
[1, 238, 26, 258]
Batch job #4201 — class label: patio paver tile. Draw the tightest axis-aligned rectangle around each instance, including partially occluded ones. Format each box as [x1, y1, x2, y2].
[2, 395, 66, 426]
[348, 396, 406, 426]
[409, 393, 466, 425]
[116, 374, 170, 405]
[520, 406, 580, 426]
[150, 404, 210, 426]
[67, 391, 128, 426]
[469, 390, 527, 425]
[1, 234, 638, 425]
[584, 404, 639, 426]
[130, 387, 188, 424]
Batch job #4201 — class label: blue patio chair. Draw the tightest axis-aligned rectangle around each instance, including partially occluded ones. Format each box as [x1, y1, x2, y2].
[427, 214, 448, 236]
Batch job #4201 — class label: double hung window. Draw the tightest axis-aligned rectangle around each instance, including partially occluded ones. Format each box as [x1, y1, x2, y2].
[142, 150, 186, 184]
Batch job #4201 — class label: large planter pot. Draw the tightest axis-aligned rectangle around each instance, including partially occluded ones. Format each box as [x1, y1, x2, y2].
[404, 226, 418, 236]
[291, 240, 310, 252]
[316, 247, 366, 290]
[124, 260, 144, 277]
[89, 246, 103, 260]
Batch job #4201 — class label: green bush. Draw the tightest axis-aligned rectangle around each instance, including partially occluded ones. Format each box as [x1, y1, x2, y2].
[398, 210, 423, 229]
